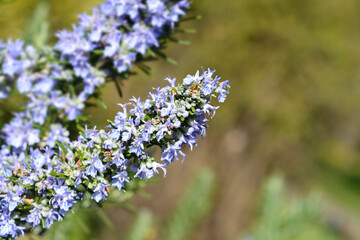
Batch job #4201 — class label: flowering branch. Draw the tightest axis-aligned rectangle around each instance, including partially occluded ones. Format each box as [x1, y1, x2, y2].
[0, 69, 229, 239]
[0, 1, 231, 239]
[0, 0, 190, 153]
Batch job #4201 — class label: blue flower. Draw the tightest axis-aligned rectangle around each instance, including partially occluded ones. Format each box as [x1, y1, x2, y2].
[44, 209, 62, 229]
[149, 161, 167, 177]
[46, 124, 70, 149]
[50, 185, 78, 215]
[217, 80, 230, 103]
[16, 74, 33, 93]
[114, 0, 145, 20]
[122, 118, 136, 141]
[0, 215, 25, 239]
[6, 39, 24, 58]
[64, 94, 86, 121]
[27, 94, 48, 125]
[123, 23, 159, 55]
[183, 70, 202, 85]
[83, 156, 106, 178]
[25, 205, 42, 228]
[2, 58, 23, 77]
[3, 114, 40, 149]
[129, 137, 145, 157]
[112, 171, 129, 190]
[161, 95, 177, 117]
[32, 76, 54, 94]
[0, 68, 229, 238]
[91, 183, 110, 202]
[161, 141, 186, 165]
[104, 32, 122, 57]
[134, 164, 154, 180]
[0, 0, 235, 235]
[0, 189, 23, 212]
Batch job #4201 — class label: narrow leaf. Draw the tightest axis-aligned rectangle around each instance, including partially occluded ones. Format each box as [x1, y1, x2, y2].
[23, 0, 50, 49]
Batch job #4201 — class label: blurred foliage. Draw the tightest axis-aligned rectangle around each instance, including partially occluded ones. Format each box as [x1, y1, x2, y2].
[23, 0, 50, 48]
[44, 209, 100, 240]
[161, 169, 215, 240]
[125, 169, 215, 240]
[0, 0, 16, 5]
[127, 209, 155, 240]
[246, 174, 339, 240]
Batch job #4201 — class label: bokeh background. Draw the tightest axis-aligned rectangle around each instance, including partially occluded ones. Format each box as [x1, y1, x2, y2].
[1, 0, 360, 239]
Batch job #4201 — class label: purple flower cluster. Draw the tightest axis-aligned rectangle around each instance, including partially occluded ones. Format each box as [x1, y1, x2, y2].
[0, 69, 230, 239]
[0, 0, 190, 155]
[0, 1, 230, 239]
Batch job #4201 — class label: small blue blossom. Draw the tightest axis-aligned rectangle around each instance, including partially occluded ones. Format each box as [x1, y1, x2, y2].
[24, 205, 42, 228]
[217, 80, 230, 103]
[46, 124, 70, 149]
[91, 183, 110, 202]
[50, 185, 78, 215]
[161, 141, 186, 165]
[0, 189, 23, 212]
[134, 164, 154, 180]
[104, 32, 122, 57]
[0, 215, 25, 239]
[83, 156, 106, 178]
[43, 209, 62, 229]
[112, 171, 129, 190]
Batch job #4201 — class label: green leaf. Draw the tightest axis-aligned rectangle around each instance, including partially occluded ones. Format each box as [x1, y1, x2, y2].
[23, 0, 50, 49]
[76, 217, 91, 235]
[42, 217, 46, 229]
[135, 62, 153, 77]
[92, 49, 104, 55]
[180, 15, 202, 22]
[127, 209, 155, 240]
[144, 114, 151, 121]
[96, 96, 107, 109]
[107, 120, 117, 129]
[55, 140, 68, 155]
[249, 174, 335, 240]
[170, 38, 191, 45]
[69, 85, 76, 96]
[152, 49, 178, 65]
[95, 208, 114, 229]
[112, 77, 123, 98]
[176, 28, 197, 34]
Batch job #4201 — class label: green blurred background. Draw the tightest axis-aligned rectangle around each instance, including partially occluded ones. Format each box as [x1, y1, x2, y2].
[2, 0, 360, 239]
